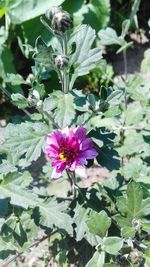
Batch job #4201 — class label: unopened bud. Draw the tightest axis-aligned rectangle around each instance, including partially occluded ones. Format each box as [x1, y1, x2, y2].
[52, 11, 73, 33]
[129, 249, 143, 266]
[54, 55, 69, 69]
[45, 6, 62, 21]
[27, 90, 40, 107]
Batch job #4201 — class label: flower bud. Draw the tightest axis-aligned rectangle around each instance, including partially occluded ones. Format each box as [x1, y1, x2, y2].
[52, 11, 73, 33]
[27, 90, 40, 107]
[129, 249, 143, 266]
[54, 55, 69, 69]
[45, 6, 62, 21]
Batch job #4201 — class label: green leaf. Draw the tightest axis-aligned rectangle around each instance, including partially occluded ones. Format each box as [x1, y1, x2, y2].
[86, 210, 111, 238]
[101, 237, 123, 255]
[0, 160, 17, 177]
[0, 238, 16, 260]
[11, 93, 28, 109]
[123, 157, 147, 181]
[39, 198, 73, 235]
[0, 121, 49, 167]
[115, 182, 150, 237]
[69, 25, 102, 89]
[98, 27, 119, 45]
[117, 182, 143, 219]
[0, 176, 73, 235]
[124, 103, 143, 125]
[73, 203, 89, 241]
[34, 37, 53, 68]
[85, 0, 110, 31]
[43, 91, 75, 128]
[121, 20, 130, 38]
[141, 49, 150, 74]
[85, 251, 105, 267]
[8, 0, 66, 24]
[5, 74, 26, 85]
[0, 47, 23, 93]
[145, 245, 150, 267]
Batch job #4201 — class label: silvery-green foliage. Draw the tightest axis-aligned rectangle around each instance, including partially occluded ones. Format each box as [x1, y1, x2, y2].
[0, 2, 150, 266]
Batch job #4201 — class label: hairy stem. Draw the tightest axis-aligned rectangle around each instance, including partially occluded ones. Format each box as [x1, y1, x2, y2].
[43, 110, 60, 129]
[0, 85, 32, 118]
[62, 33, 69, 94]
[123, 50, 128, 110]
[121, 49, 128, 169]
[66, 170, 77, 199]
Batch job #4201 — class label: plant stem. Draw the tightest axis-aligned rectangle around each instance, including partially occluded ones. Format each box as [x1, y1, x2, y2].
[123, 50, 128, 110]
[62, 33, 69, 94]
[121, 49, 128, 169]
[66, 170, 77, 199]
[0, 85, 32, 118]
[1, 231, 57, 267]
[43, 110, 60, 129]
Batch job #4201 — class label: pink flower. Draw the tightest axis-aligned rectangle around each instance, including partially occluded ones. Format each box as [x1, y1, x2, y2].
[44, 126, 98, 179]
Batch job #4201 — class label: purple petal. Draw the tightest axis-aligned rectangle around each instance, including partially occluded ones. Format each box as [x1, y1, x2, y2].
[74, 126, 87, 141]
[80, 138, 93, 151]
[80, 148, 98, 159]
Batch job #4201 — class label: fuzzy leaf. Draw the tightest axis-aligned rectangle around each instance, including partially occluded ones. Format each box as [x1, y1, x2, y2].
[0, 121, 49, 167]
[0, 175, 72, 235]
[115, 182, 150, 237]
[98, 27, 119, 45]
[39, 198, 73, 235]
[5, 73, 26, 85]
[73, 203, 89, 241]
[8, 0, 65, 24]
[101, 237, 123, 255]
[86, 210, 111, 238]
[43, 91, 75, 128]
[69, 25, 102, 89]
[11, 93, 28, 109]
[86, 251, 105, 267]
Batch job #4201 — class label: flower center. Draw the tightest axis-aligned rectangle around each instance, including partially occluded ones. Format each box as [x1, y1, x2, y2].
[59, 152, 68, 161]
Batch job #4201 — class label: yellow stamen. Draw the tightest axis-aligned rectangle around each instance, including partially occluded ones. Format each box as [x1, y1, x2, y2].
[59, 152, 67, 161]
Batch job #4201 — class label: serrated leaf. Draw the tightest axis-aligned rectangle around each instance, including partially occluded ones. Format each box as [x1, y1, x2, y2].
[11, 93, 28, 109]
[115, 182, 150, 237]
[43, 91, 75, 128]
[73, 203, 89, 241]
[124, 103, 143, 125]
[69, 25, 102, 89]
[123, 157, 147, 181]
[0, 121, 49, 166]
[0, 238, 16, 260]
[86, 210, 111, 238]
[0, 160, 17, 176]
[39, 198, 73, 235]
[34, 37, 53, 68]
[5, 73, 26, 85]
[0, 176, 72, 235]
[0, 179, 39, 209]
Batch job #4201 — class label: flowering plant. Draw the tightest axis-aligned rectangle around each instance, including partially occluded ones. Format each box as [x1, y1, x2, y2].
[45, 126, 98, 179]
[0, 3, 150, 267]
